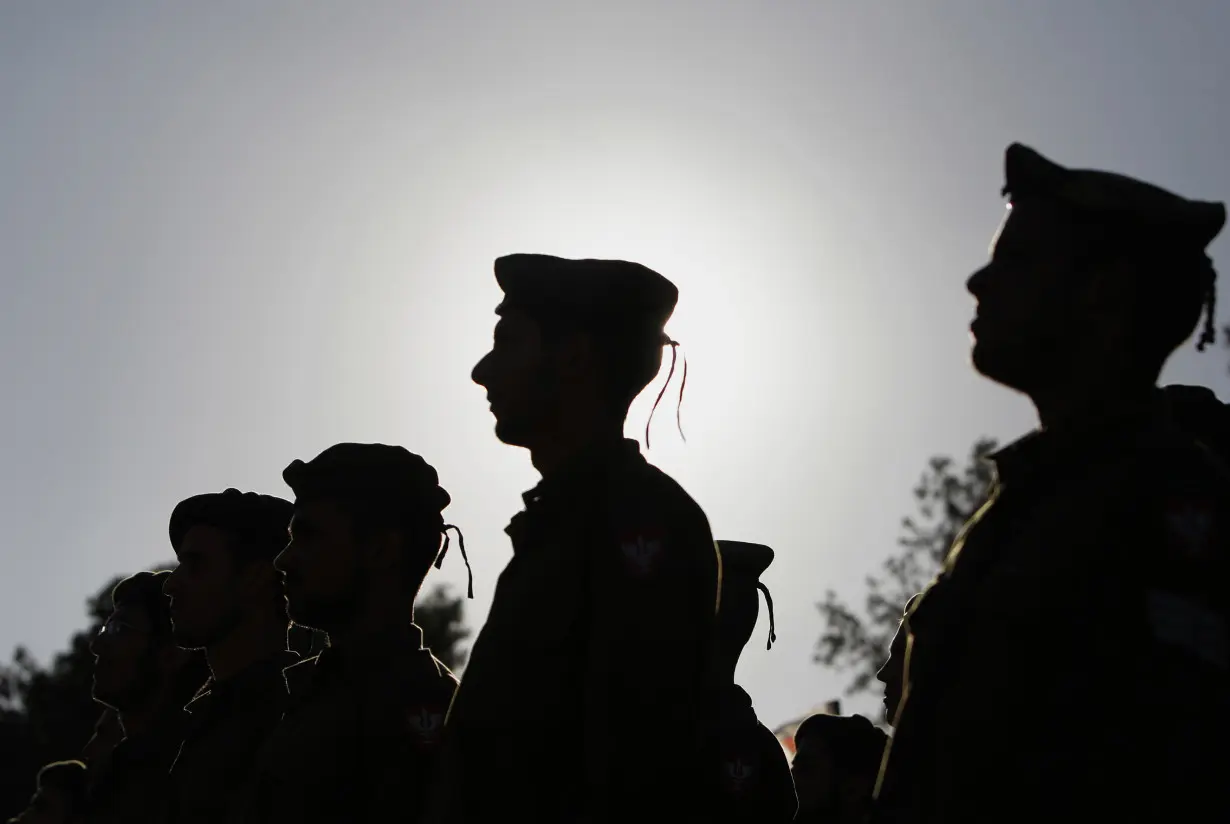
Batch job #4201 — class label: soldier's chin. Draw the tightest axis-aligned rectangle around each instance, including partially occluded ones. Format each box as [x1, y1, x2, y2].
[286, 598, 341, 633]
[171, 625, 210, 651]
[489, 415, 533, 447]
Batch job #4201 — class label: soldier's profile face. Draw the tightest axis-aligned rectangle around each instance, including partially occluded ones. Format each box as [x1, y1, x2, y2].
[89, 604, 155, 710]
[472, 307, 555, 447]
[277, 501, 361, 631]
[965, 201, 1088, 392]
[165, 524, 246, 650]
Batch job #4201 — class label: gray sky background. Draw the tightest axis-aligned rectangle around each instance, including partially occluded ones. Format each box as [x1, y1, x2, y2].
[3, 0, 1230, 728]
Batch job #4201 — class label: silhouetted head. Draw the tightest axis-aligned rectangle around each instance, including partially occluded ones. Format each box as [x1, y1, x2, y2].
[471, 254, 678, 449]
[90, 571, 179, 712]
[11, 761, 87, 824]
[791, 713, 887, 819]
[967, 143, 1224, 397]
[276, 444, 455, 635]
[714, 540, 776, 679]
[163, 489, 293, 651]
[875, 593, 920, 723]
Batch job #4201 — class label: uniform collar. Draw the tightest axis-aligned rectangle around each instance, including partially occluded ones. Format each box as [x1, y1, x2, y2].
[520, 437, 642, 508]
[990, 389, 1172, 488]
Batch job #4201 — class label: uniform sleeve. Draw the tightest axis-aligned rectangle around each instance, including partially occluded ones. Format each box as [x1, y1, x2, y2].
[1129, 455, 1230, 820]
[581, 483, 721, 819]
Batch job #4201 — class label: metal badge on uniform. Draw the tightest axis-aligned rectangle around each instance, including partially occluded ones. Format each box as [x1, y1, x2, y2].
[619, 529, 664, 576]
[722, 757, 755, 793]
[1146, 590, 1229, 671]
[407, 705, 446, 746]
[1164, 498, 1217, 558]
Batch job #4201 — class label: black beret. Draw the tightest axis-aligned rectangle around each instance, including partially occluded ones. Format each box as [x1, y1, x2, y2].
[169, 489, 293, 562]
[715, 540, 773, 585]
[494, 254, 678, 336]
[283, 443, 451, 518]
[111, 570, 174, 635]
[1002, 143, 1226, 252]
[794, 713, 886, 765]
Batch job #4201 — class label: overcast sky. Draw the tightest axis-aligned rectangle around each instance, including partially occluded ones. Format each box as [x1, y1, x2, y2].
[3, 0, 1229, 728]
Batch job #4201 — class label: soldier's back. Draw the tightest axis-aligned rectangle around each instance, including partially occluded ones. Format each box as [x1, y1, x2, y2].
[244, 633, 456, 824]
[165, 651, 297, 824]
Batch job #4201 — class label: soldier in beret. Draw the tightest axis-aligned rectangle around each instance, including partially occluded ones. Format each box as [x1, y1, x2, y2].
[427, 255, 722, 822]
[792, 714, 886, 824]
[873, 144, 1229, 823]
[162, 489, 297, 824]
[84, 572, 209, 824]
[241, 444, 459, 824]
[9, 760, 88, 824]
[710, 541, 796, 823]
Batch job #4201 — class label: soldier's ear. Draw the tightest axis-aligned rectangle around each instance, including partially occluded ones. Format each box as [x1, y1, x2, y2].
[360, 527, 402, 573]
[552, 331, 597, 381]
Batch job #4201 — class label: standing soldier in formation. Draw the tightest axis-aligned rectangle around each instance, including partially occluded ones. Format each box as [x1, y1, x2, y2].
[428, 255, 722, 822]
[162, 489, 297, 824]
[710, 540, 796, 823]
[8, 761, 87, 824]
[242, 444, 459, 824]
[84, 572, 208, 824]
[874, 143, 1229, 823]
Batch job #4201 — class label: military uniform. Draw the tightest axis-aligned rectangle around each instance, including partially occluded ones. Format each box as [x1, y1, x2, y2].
[711, 541, 795, 823]
[242, 631, 456, 824]
[432, 440, 721, 822]
[83, 708, 189, 824]
[875, 146, 1230, 823]
[431, 253, 720, 823]
[164, 650, 298, 824]
[241, 443, 460, 824]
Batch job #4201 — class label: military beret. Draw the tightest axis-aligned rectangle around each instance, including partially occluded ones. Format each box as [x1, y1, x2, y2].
[494, 254, 678, 337]
[715, 540, 777, 649]
[715, 540, 774, 582]
[169, 489, 293, 562]
[1002, 143, 1226, 252]
[794, 713, 886, 765]
[282, 443, 451, 518]
[111, 570, 174, 636]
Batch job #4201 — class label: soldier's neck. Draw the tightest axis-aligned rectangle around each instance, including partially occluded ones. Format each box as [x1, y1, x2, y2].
[530, 414, 625, 478]
[1030, 374, 1156, 432]
[118, 698, 172, 740]
[326, 593, 414, 651]
[206, 615, 288, 683]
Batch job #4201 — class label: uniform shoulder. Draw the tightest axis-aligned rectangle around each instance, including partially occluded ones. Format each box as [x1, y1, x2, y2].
[612, 456, 711, 531]
[283, 654, 320, 697]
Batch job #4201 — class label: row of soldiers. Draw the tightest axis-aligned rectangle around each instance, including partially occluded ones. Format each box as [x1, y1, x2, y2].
[10, 140, 1230, 824]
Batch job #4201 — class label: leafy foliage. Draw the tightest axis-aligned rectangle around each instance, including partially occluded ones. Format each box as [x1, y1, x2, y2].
[815, 437, 998, 696]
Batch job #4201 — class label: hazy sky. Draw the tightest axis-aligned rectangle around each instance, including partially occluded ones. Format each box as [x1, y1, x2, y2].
[3, 1, 1230, 728]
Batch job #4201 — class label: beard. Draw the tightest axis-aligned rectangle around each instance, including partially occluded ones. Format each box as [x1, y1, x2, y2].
[170, 603, 242, 651]
[286, 581, 362, 634]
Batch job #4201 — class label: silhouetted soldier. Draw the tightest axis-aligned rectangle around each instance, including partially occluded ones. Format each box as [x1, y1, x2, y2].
[428, 255, 722, 822]
[84, 572, 209, 824]
[873, 595, 918, 725]
[874, 144, 1229, 823]
[9, 761, 88, 824]
[162, 489, 297, 824]
[242, 444, 459, 824]
[711, 540, 796, 823]
[792, 714, 886, 824]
